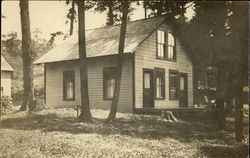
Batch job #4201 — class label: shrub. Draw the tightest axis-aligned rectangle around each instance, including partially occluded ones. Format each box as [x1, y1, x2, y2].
[1, 95, 13, 112]
[34, 98, 46, 112]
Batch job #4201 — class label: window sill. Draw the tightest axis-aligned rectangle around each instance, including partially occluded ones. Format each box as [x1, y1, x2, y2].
[103, 98, 113, 100]
[169, 98, 179, 101]
[155, 97, 165, 100]
[156, 57, 176, 62]
[63, 99, 75, 101]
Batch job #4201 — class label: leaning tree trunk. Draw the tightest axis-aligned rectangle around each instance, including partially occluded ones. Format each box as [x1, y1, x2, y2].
[106, 1, 129, 123]
[77, 0, 92, 122]
[20, 0, 35, 111]
[69, 0, 75, 36]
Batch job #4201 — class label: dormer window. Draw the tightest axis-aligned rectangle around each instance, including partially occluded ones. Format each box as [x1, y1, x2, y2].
[156, 29, 176, 61]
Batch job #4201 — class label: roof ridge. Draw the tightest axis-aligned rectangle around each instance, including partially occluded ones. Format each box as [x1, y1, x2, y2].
[86, 15, 166, 32]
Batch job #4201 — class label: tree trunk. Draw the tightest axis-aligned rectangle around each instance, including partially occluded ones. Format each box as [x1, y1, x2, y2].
[230, 2, 248, 142]
[143, 2, 147, 19]
[235, 30, 247, 141]
[235, 90, 243, 141]
[69, 0, 75, 36]
[106, 1, 129, 123]
[106, 2, 115, 26]
[19, 0, 35, 111]
[0, 95, 2, 123]
[179, 3, 185, 24]
[77, 0, 92, 122]
[216, 61, 226, 130]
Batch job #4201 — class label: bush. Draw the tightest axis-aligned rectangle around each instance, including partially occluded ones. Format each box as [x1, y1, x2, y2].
[34, 98, 46, 112]
[12, 90, 23, 105]
[1, 95, 13, 112]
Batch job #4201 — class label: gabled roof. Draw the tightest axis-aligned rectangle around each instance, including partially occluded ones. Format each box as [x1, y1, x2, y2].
[34, 16, 166, 64]
[1, 55, 14, 72]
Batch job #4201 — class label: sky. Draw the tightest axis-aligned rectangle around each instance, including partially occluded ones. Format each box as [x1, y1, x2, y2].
[1, 1, 145, 40]
[1, 1, 194, 42]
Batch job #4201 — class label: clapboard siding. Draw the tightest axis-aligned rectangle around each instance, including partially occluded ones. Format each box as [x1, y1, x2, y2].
[45, 55, 133, 112]
[134, 23, 193, 109]
[1, 71, 12, 96]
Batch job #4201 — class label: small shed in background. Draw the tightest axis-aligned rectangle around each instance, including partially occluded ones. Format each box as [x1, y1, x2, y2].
[1, 55, 15, 96]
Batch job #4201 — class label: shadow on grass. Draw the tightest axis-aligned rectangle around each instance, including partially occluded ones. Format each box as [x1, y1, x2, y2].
[199, 143, 249, 158]
[0, 110, 230, 143]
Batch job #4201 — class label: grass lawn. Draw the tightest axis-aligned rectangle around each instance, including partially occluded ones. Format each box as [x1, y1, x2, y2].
[0, 108, 248, 158]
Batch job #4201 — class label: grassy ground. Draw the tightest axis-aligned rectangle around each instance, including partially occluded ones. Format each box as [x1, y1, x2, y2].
[0, 108, 248, 158]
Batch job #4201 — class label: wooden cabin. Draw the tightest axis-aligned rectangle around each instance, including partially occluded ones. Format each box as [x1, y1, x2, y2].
[1, 56, 14, 97]
[34, 16, 195, 113]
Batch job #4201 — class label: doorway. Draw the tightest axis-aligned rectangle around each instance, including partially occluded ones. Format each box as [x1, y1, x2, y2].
[143, 69, 154, 108]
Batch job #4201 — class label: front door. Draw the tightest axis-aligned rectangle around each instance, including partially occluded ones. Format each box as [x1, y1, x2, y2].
[179, 73, 188, 108]
[143, 69, 154, 108]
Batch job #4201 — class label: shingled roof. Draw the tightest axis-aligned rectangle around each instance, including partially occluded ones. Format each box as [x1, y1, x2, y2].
[34, 16, 166, 64]
[1, 56, 14, 72]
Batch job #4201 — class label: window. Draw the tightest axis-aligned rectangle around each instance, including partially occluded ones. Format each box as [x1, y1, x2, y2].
[180, 77, 185, 90]
[63, 71, 75, 101]
[169, 70, 178, 100]
[156, 29, 176, 60]
[144, 73, 151, 88]
[167, 32, 176, 60]
[155, 68, 165, 99]
[103, 67, 116, 100]
[157, 30, 166, 58]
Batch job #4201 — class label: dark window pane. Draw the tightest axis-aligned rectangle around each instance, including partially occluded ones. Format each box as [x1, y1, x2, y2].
[170, 89, 177, 100]
[169, 71, 178, 100]
[170, 74, 177, 87]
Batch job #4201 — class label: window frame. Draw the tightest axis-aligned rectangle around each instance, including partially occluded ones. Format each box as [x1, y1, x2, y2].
[103, 67, 117, 100]
[156, 29, 167, 59]
[154, 67, 165, 100]
[156, 29, 176, 61]
[167, 32, 176, 61]
[169, 69, 179, 100]
[63, 70, 75, 101]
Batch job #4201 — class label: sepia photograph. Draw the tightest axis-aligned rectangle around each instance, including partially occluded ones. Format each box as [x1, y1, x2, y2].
[0, 0, 249, 157]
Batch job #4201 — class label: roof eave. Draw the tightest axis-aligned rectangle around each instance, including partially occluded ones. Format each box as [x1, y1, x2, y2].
[33, 52, 134, 64]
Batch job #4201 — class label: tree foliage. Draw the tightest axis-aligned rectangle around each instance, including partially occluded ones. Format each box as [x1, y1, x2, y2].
[144, 1, 248, 140]
[144, 1, 191, 22]
[182, 1, 248, 140]
[1, 31, 52, 104]
[65, 0, 94, 36]
[93, 0, 134, 26]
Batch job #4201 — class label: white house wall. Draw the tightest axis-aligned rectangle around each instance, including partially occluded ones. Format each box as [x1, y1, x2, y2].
[1, 71, 12, 96]
[45, 55, 133, 112]
[134, 23, 194, 109]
